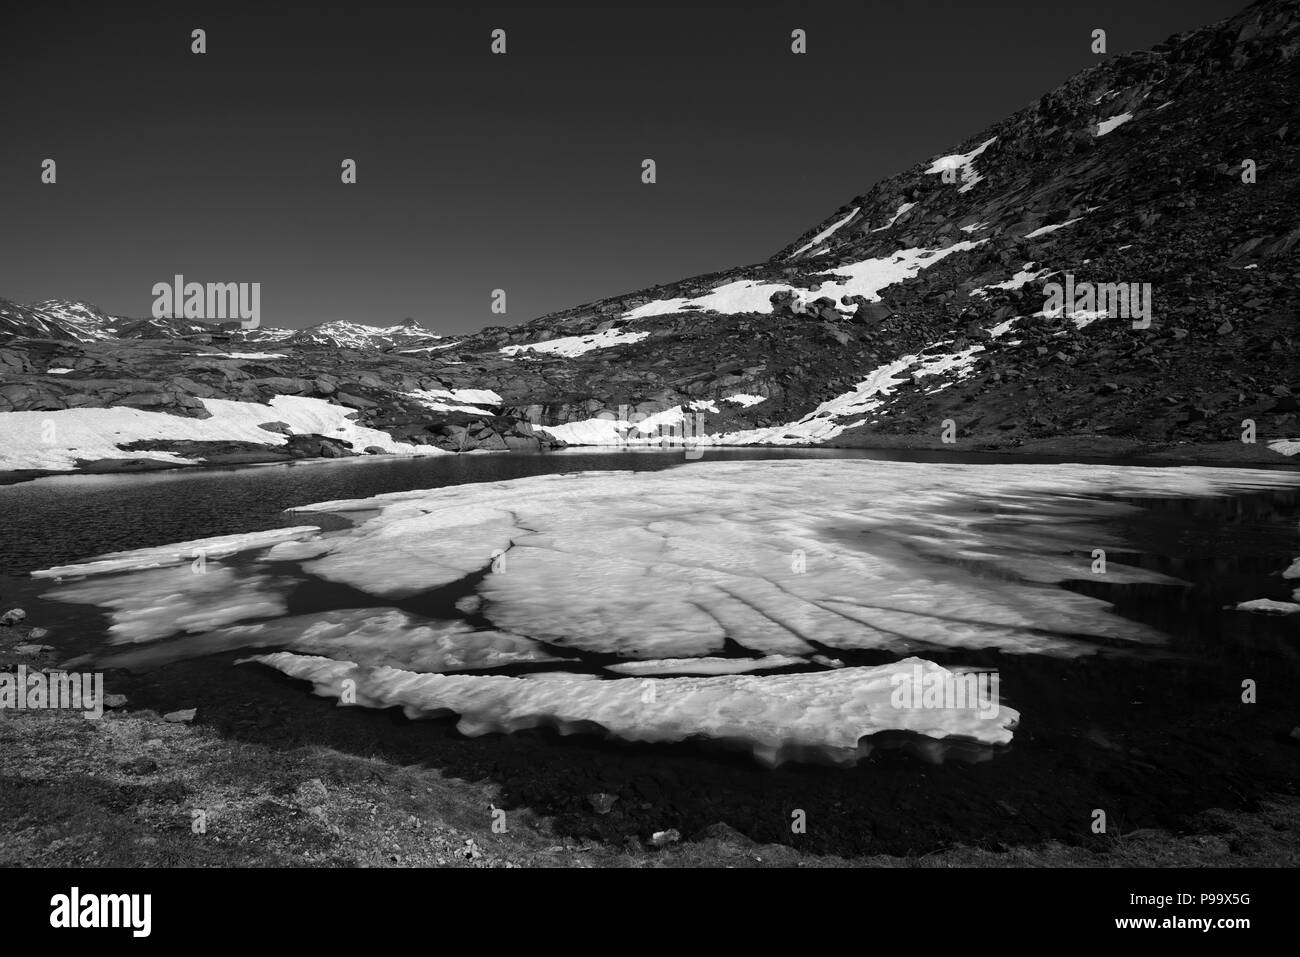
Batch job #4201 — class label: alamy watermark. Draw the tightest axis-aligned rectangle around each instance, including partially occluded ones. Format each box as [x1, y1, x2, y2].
[0, 665, 105, 719]
[50, 887, 151, 937]
[890, 665, 1001, 719]
[1042, 273, 1152, 330]
[152, 274, 260, 329]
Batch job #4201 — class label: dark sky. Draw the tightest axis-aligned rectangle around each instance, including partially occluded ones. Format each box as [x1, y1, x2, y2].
[1, 0, 1244, 334]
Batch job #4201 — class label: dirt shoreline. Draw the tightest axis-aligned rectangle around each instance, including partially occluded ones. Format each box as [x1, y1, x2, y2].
[2, 624, 1296, 868]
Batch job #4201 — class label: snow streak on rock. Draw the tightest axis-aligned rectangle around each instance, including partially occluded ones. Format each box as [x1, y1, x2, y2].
[789, 207, 861, 258]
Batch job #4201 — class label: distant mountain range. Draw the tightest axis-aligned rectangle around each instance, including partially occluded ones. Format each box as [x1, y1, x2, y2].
[0, 298, 445, 352]
[2, 0, 1297, 474]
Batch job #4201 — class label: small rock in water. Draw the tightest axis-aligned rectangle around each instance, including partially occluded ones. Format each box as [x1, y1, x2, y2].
[28, 627, 49, 639]
[104, 694, 128, 709]
[650, 828, 681, 847]
[163, 708, 197, 723]
[587, 792, 619, 815]
[0, 608, 27, 626]
[14, 644, 54, 655]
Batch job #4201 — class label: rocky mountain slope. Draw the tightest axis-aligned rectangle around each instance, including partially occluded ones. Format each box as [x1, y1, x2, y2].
[459, 0, 1299, 454]
[2, 0, 1298, 475]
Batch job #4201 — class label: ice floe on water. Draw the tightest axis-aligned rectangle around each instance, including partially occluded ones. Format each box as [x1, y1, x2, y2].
[31, 527, 322, 578]
[34, 460, 1300, 764]
[247, 652, 1020, 766]
[1234, 598, 1300, 615]
[45, 565, 294, 644]
[95, 608, 558, 671]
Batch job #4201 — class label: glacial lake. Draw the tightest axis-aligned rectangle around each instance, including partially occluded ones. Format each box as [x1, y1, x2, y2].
[3, 447, 1299, 855]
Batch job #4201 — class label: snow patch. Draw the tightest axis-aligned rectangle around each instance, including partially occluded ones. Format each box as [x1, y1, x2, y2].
[0, 395, 450, 472]
[925, 137, 996, 193]
[623, 241, 987, 320]
[1096, 112, 1134, 136]
[970, 263, 1051, 297]
[500, 328, 650, 358]
[406, 387, 502, 413]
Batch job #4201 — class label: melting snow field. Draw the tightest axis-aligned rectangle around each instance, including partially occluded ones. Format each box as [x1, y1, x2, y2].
[622, 241, 987, 321]
[33, 460, 1300, 766]
[539, 336, 993, 448]
[0, 395, 450, 472]
[499, 329, 650, 358]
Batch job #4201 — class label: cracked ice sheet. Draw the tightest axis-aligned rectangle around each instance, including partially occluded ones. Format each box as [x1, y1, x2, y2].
[94, 608, 558, 671]
[248, 652, 1020, 765]
[243, 461, 1300, 660]
[34, 460, 1300, 763]
[31, 527, 322, 578]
